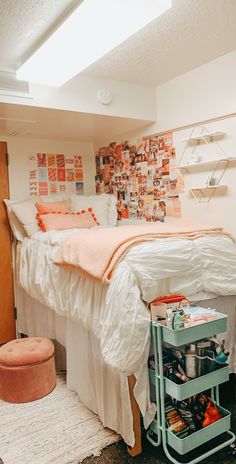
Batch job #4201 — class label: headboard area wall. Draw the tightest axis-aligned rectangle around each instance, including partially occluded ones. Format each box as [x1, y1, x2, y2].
[95, 133, 184, 222]
[4, 136, 95, 200]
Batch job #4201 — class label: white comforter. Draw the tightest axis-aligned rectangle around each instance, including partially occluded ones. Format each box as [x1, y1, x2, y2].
[18, 229, 236, 374]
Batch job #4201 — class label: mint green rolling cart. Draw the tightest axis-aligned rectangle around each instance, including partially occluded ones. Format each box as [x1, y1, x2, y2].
[147, 313, 235, 464]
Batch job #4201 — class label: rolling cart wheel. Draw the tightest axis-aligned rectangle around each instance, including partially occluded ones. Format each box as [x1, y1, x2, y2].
[227, 441, 236, 456]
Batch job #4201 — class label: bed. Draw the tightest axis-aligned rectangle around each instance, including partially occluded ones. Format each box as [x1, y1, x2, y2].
[5, 193, 236, 454]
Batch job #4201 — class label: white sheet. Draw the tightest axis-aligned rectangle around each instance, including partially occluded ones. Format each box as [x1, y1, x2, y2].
[17, 230, 236, 373]
[15, 286, 138, 446]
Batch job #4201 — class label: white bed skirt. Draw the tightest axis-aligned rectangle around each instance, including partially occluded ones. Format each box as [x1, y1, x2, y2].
[15, 285, 144, 446]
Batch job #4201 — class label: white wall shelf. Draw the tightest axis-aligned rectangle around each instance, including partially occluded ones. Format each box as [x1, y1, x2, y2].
[178, 125, 231, 202]
[191, 184, 227, 191]
[190, 185, 227, 203]
[179, 157, 236, 170]
[179, 131, 225, 142]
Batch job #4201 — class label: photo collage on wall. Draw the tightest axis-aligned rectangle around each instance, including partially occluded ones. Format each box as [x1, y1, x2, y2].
[95, 134, 184, 221]
[28, 153, 84, 196]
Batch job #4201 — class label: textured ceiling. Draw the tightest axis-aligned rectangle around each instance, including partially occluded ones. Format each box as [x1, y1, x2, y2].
[84, 0, 236, 85]
[0, 0, 79, 70]
[0, 0, 236, 86]
[0, 103, 152, 142]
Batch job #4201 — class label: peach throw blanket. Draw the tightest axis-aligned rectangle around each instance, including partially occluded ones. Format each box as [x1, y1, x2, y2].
[53, 220, 230, 284]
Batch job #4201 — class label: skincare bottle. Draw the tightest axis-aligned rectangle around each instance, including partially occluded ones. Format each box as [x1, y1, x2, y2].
[172, 310, 184, 330]
[166, 308, 173, 328]
[215, 349, 229, 363]
[185, 344, 197, 378]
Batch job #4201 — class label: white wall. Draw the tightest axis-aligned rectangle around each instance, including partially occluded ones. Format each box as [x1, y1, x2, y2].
[0, 74, 156, 122]
[156, 49, 236, 133]
[1, 136, 95, 199]
[95, 50, 236, 236]
[155, 50, 236, 238]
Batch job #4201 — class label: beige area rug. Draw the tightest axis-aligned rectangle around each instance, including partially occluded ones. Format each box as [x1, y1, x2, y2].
[0, 374, 119, 464]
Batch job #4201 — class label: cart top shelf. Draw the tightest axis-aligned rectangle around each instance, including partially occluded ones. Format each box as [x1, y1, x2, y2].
[153, 307, 227, 345]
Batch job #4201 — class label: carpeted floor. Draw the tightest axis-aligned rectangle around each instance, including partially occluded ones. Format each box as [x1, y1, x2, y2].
[0, 376, 236, 464]
[0, 374, 119, 464]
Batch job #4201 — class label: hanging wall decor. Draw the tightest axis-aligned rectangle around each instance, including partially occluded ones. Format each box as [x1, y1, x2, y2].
[28, 153, 84, 196]
[95, 133, 183, 221]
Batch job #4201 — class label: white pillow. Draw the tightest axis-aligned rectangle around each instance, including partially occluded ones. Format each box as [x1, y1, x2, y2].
[6, 196, 41, 237]
[117, 219, 146, 226]
[69, 194, 117, 226]
[40, 194, 67, 202]
[4, 200, 27, 241]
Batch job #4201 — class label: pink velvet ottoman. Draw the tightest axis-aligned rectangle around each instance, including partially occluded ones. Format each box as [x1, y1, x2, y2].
[0, 337, 56, 403]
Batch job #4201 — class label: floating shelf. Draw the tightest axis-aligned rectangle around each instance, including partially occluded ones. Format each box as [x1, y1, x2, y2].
[180, 131, 225, 142]
[178, 125, 230, 203]
[179, 157, 236, 170]
[189, 185, 227, 202]
[191, 185, 227, 191]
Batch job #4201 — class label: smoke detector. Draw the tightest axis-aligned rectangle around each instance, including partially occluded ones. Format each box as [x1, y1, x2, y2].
[96, 88, 113, 105]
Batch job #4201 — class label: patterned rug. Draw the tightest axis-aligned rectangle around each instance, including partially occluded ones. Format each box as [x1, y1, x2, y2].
[0, 374, 119, 464]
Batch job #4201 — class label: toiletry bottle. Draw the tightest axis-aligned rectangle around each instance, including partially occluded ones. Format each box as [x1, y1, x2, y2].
[172, 310, 184, 330]
[215, 349, 229, 364]
[166, 308, 173, 328]
[185, 344, 197, 379]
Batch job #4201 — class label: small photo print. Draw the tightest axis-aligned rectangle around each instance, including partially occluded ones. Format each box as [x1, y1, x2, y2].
[49, 183, 57, 194]
[57, 168, 66, 182]
[65, 182, 76, 194]
[38, 182, 48, 196]
[66, 169, 75, 182]
[29, 169, 37, 180]
[47, 154, 56, 167]
[75, 169, 83, 182]
[58, 183, 66, 192]
[65, 157, 74, 166]
[29, 181, 38, 196]
[37, 153, 47, 167]
[74, 155, 83, 168]
[48, 168, 57, 182]
[162, 158, 170, 175]
[76, 182, 84, 195]
[56, 154, 65, 168]
[37, 168, 48, 182]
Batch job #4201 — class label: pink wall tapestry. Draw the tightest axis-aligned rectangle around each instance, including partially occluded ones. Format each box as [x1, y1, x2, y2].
[28, 153, 84, 196]
[95, 133, 183, 221]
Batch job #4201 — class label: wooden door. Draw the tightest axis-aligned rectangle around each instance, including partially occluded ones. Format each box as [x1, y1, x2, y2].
[0, 142, 15, 343]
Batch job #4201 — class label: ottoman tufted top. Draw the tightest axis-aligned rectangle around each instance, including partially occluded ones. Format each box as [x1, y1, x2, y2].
[0, 337, 55, 366]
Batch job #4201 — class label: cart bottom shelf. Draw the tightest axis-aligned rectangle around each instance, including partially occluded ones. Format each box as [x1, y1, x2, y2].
[150, 406, 231, 455]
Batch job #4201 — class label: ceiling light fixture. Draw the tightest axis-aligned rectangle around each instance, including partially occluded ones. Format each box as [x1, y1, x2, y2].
[16, 0, 171, 87]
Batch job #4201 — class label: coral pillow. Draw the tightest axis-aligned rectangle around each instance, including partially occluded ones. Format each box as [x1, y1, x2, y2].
[37, 209, 99, 232]
[35, 200, 69, 214]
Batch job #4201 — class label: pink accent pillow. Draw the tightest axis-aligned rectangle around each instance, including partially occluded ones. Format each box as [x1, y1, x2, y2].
[35, 200, 69, 214]
[37, 209, 99, 232]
